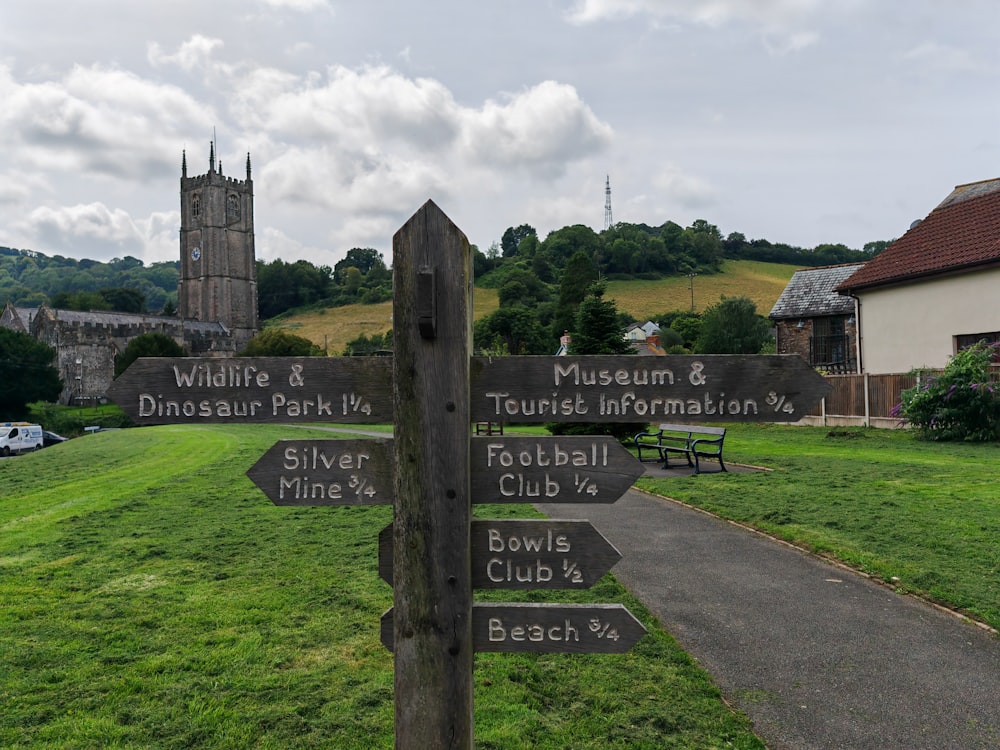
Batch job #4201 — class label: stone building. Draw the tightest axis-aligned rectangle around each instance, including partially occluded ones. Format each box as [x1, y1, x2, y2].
[177, 144, 258, 349]
[0, 145, 258, 404]
[769, 263, 864, 373]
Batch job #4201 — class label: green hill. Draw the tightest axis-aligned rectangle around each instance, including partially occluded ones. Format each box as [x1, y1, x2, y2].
[272, 260, 798, 355]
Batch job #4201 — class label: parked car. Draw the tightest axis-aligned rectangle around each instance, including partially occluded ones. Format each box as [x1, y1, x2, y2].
[0, 422, 44, 456]
[42, 430, 68, 447]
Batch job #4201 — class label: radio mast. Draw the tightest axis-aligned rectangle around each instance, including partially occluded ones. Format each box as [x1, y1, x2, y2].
[604, 175, 613, 230]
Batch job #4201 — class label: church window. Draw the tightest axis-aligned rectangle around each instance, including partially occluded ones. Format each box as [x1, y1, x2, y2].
[227, 194, 241, 221]
[192, 195, 200, 219]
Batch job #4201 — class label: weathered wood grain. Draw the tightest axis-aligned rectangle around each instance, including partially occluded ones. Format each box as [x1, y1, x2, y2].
[382, 603, 646, 654]
[470, 354, 831, 423]
[108, 356, 392, 424]
[470, 435, 642, 504]
[246, 438, 392, 505]
[379, 519, 622, 590]
[390, 201, 474, 749]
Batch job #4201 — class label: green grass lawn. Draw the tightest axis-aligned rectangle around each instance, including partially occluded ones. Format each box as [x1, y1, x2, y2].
[637, 423, 1000, 630]
[5, 422, 997, 748]
[0, 425, 763, 749]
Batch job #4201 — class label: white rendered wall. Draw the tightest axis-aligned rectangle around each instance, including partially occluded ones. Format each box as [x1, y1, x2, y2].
[857, 267, 1000, 374]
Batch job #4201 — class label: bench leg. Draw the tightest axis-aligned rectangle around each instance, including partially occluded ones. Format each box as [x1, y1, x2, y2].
[693, 453, 727, 474]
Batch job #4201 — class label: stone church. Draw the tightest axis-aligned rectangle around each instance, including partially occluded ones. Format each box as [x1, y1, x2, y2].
[0, 145, 259, 405]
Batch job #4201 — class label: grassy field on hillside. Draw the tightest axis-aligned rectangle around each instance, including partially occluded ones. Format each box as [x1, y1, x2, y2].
[605, 260, 798, 321]
[271, 260, 798, 355]
[0, 426, 763, 749]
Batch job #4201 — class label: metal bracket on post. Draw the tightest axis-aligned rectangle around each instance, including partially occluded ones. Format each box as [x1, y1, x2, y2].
[417, 266, 436, 339]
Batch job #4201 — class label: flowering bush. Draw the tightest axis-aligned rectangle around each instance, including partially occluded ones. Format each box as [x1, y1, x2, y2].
[898, 342, 1000, 441]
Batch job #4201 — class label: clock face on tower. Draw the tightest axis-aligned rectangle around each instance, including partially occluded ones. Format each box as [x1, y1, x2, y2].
[191, 246, 201, 261]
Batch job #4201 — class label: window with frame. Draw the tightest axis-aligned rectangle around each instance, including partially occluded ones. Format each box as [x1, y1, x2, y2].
[226, 194, 240, 221]
[809, 315, 850, 366]
[955, 332, 1000, 362]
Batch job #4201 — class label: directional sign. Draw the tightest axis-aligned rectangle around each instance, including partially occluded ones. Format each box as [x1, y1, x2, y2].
[108, 356, 393, 425]
[381, 603, 646, 654]
[470, 354, 831, 423]
[247, 438, 393, 505]
[245, 436, 644, 507]
[471, 436, 642, 504]
[379, 519, 622, 589]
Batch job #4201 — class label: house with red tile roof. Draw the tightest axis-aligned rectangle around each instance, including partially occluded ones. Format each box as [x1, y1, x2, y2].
[837, 177, 1000, 374]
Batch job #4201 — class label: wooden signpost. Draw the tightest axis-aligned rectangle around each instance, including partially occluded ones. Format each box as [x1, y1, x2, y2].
[244, 435, 642, 507]
[381, 602, 645, 654]
[470, 435, 643, 503]
[470, 354, 830, 423]
[378, 519, 623, 589]
[107, 356, 392, 424]
[246, 438, 393, 505]
[112, 200, 831, 749]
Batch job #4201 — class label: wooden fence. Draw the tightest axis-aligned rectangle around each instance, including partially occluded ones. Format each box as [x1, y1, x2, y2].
[806, 372, 917, 427]
[804, 367, 1000, 427]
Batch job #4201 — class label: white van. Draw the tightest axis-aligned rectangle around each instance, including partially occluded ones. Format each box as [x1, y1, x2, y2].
[0, 422, 44, 456]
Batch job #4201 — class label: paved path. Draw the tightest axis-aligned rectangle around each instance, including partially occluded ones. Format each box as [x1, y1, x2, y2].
[537, 489, 1000, 750]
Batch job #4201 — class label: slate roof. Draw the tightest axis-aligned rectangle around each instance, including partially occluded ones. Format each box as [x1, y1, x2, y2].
[0, 304, 28, 333]
[769, 264, 865, 319]
[39, 307, 228, 334]
[838, 177, 1000, 293]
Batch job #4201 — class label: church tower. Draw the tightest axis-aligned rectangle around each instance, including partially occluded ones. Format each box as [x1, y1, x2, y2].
[177, 143, 258, 349]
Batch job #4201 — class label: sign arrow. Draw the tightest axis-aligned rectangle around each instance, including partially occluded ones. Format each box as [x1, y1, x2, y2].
[379, 519, 622, 589]
[108, 356, 393, 425]
[247, 438, 392, 506]
[471, 436, 642, 504]
[470, 354, 830, 423]
[247, 435, 642, 507]
[381, 603, 646, 654]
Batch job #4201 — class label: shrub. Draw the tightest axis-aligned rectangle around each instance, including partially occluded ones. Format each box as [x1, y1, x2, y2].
[898, 342, 1000, 441]
[240, 328, 322, 356]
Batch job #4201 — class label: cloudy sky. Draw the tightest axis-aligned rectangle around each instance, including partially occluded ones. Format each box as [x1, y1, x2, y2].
[1, 1, 998, 268]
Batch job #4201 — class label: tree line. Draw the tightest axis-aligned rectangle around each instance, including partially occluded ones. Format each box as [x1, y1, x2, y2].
[1, 218, 886, 322]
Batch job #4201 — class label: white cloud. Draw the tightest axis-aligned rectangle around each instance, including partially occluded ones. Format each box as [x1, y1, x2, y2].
[460, 81, 613, 178]
[566, 0, 822, 26]
[762, 30, 819, 55]
[258, 0, 331, 11]
[3, 3, 996, 265]
[0, 63, 212, 180]
[136, 210, 182, 264]
[901, 42, 982, 75]
[19, 203, 145, 259]
[231, 64, 460, 150]
[566, 0, 824, 51]
[651, 164, 717, 209]
[260, 144, 449, 214]
[148, 35, 225, 72]
[0, 170, 49, 206]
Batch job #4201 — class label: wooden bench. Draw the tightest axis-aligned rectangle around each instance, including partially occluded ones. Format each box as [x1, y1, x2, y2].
[633, 423, 727, 474]
[474, 421, 504, 436]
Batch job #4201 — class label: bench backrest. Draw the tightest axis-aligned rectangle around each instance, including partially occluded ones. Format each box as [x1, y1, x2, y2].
[658, 424, 726, 437]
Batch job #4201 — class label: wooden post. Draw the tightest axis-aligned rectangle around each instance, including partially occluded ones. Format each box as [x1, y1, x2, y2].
[391, 201, 473, 748]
